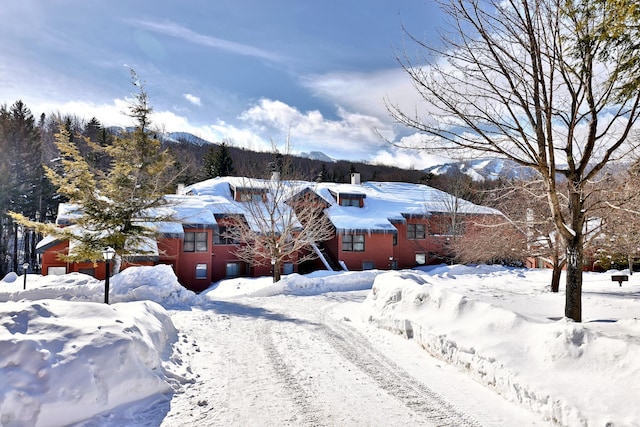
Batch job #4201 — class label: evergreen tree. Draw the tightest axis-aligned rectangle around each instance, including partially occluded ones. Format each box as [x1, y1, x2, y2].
[203, 141, 234, 178]
[0, 101, 44, 274]
[11, 76, 178, 266]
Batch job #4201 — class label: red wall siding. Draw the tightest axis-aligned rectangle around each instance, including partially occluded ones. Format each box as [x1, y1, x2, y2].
[337, 232, 394, 270]
[176, 229, 213, 292]
[393, 220, 450, 269]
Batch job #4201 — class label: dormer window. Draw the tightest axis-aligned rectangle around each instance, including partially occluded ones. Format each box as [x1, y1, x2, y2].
[230, 184, 267, 203]
[239, 192, 265, 203]
[340, 198, 361, 207]
[330, 190, 365, 208]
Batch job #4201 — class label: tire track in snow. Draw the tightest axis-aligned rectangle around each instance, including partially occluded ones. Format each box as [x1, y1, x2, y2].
[317, 314, 482, 427]
[257, 322, 327, 427]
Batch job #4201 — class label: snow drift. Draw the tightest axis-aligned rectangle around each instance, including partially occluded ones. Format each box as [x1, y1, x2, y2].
[0, 300, 176, 426]
[362, 269, 640, 426]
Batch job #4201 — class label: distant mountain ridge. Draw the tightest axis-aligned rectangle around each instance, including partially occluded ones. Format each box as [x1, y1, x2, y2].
[425, 158, 539, 182]
[163, 132, 211, 146]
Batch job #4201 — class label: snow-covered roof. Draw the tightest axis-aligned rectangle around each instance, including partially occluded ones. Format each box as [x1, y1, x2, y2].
[183, 177, 503, 234]
[56, 203, 83, 226]
[314, 181, 502, 233]
[52, 177, 503, 239]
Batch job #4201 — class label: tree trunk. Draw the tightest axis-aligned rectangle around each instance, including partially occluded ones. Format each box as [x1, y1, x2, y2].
[551, 262, 562, 293]
[273, 261, 281, 283]
[564, 237, 583, 322]
[13, 222, 18, 272]
[629, 254, 633, 275]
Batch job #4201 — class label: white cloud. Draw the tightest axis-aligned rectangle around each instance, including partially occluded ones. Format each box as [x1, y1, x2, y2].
[301, 68, 424, 125]
[126, 19, 283, 63]
[33, 98, 133, 126]
[370, 146, 452, 170]
[183, 93, 201, 106]
[238, 99, 395, 159]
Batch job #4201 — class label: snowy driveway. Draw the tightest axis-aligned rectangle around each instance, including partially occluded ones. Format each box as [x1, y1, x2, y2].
[157, 292, 544, 426]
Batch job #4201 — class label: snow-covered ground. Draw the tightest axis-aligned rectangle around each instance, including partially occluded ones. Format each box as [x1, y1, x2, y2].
[1, 264, 638, 426]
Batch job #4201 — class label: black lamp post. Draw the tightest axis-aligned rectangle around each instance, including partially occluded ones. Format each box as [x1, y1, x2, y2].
[102, 247, 116, 304]
[22, 262, 29, 290]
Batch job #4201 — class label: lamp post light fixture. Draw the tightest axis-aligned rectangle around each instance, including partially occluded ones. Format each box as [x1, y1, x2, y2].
[102, 247, 116, 304]
[22, 262, 29, 290]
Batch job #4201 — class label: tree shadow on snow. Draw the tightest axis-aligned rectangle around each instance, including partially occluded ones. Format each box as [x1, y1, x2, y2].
[200, 299, 318, 326]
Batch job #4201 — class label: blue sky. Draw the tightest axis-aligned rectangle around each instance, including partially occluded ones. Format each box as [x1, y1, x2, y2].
[0, 0, 451, 168]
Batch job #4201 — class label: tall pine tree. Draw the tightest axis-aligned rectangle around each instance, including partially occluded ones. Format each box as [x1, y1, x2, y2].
[11, 74, 179, 267]
[0, 101, 43, 274]
[202, 141, 234, 178]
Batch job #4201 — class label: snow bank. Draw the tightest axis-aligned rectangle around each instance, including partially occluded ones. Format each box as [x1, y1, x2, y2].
[362, 270, 640, 426]
[202, 269, 379, 298]
[0, 273, 104, 303]
[0, 299, 178, 427]
[0, 264, 197, 309]
[110, 264, 198, 308]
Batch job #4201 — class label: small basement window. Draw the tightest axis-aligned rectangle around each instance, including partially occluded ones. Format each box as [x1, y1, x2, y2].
[226, 262, 240, 278]
[48, 266, 67, 275]
[195, 263, 208, 279]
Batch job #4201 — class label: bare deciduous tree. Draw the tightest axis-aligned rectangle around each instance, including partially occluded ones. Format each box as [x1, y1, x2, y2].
[388, 0, 640, 321]
[597, 164, 640, 273]
[223, 143, 334, 282]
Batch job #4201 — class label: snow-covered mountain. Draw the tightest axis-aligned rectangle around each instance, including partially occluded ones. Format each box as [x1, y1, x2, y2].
[425, 158, 539, 182]
[162, 132, 211, 146]
[298, 151, 335, 162]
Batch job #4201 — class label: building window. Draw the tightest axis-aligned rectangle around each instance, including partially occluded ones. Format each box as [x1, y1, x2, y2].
[340, 198, 360, 207]
[48, 266, 66, 275]
[342, 234, 365, 252]
[214, 226, 239, 245]
[195, 263, 208, 279]
[407, 223, 426, 240]
[226, 262, 240, 277]
[362, 261, 375, 270]
[416, 253, 426, 265]
[393, 233, 398, 246]
[239, 192, 264, 203]
[283, 263, 294, 275]
[184, 231, 208, 252]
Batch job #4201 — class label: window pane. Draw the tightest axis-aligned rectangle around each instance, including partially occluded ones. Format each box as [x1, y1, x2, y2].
[195, 263, 207, 279]
[196, 232, 208, 252]
[184, 232, 195, 252]
[354, 234, 365, 243]
[342, 234, 353, 251]
[283, 263, 294, 275]
[354, 242, 365, 252]
[226, 263, 239, 277]
[48, 266, 67, 275]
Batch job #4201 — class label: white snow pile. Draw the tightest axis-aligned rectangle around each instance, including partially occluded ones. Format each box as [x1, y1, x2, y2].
[201, 269, 378, 298]
[0, 299, 178, 426]
[110, 264, 198, 308]
[0, 264, 197, 308]
[362, 266, 640, 426]
[0, 265, 197, 426]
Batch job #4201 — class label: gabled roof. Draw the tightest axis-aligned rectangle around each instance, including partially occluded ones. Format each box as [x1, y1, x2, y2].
[313, 181, 502, 234]
[184, 177, 503, 234]
[49, 177, 503, 243]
